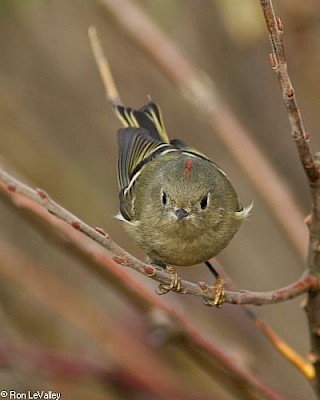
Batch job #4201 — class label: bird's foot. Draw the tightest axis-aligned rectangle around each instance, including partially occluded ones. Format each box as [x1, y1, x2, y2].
[203, 276, 225, 308]
[156, 265, 185, 295]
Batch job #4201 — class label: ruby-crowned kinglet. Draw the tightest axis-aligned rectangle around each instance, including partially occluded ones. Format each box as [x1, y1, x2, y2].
[87, 28, 250, 305]
[114, 102, 251, 277]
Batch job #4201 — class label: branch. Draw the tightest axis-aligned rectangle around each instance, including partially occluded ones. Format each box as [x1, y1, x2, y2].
[259, 0, 320, 396]
[0, 168, 318, 307]
[89, 26, 122, 105]
[260, 0, 320, 183]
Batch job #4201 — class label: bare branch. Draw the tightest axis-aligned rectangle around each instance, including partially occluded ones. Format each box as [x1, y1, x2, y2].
[0, 168, 318, 308]
[260, 0, 320, 183]
[88, 26, 122, 105]
[259, 0, 320, 395]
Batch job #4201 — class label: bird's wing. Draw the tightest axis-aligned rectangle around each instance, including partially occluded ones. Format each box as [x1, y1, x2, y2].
[117, 127, 174, 221]
[114, 101, 170, 143]
[117, 127, 172, 190]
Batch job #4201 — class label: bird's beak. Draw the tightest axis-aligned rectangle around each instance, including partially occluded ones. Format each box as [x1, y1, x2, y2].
[175, 208, 189, 221]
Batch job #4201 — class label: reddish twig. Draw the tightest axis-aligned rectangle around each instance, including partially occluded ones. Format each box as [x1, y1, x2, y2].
[259, 0, 320, 396]
[225, 274, 318, 305]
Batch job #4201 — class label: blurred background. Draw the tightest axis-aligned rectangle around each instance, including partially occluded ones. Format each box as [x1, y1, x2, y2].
[0, 0, 320, 399]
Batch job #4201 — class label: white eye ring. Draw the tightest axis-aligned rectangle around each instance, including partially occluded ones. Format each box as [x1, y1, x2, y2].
[200, 193, 210, 210]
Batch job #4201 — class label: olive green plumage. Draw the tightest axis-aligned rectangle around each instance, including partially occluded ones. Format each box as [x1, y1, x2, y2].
[115, 101, 251, 267]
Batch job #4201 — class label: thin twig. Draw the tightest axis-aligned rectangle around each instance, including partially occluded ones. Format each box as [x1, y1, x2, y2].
[255, 320, 315, 380]
[88, 26, 122, 105]
[259, 0, 320, 396]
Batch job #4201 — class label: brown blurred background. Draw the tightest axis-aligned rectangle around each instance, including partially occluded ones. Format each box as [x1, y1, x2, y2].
[0, 0, 320, 399]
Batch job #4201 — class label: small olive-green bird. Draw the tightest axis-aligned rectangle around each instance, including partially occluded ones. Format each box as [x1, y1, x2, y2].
[114, 101, 251, 302]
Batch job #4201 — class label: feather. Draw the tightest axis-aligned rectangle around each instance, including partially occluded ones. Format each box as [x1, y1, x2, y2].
[117, 128, 172, 190]
[235, 201, 254, 220]
[114, 101, 170, 142]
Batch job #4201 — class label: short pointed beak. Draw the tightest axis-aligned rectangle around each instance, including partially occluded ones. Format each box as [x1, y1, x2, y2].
[175, 208, 189, 221]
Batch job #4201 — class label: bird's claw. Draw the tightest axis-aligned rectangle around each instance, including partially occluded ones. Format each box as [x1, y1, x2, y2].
[203, 276, 225, 308]
[156, 266, 185, 295]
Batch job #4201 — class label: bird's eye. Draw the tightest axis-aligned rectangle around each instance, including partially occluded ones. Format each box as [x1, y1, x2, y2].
[161, 191, 167, 205]
[200, 194, 208, 210]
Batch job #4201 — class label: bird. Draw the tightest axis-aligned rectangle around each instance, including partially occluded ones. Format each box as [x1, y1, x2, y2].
[88, 27, 251, 306]
[114, 101, 252, 306]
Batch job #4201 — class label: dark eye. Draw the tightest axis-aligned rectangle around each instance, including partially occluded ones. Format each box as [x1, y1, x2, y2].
[162, 191, 167, 205]
[200, 195, 208, 210]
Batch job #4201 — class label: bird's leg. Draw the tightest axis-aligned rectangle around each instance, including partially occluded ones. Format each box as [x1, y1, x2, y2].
[204, 261, 225, 308]
[148, 260, 184, 295]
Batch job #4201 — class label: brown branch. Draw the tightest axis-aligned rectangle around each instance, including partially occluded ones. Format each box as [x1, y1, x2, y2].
[305, 163, 320, 396]
[89, 26, 122, 105]
[259, 0, 320, 396]
[0, 168, 318, 307]
[260, 0, 320, 183]
[0, 169, 289, 400]
[96, 0, 307, 261]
